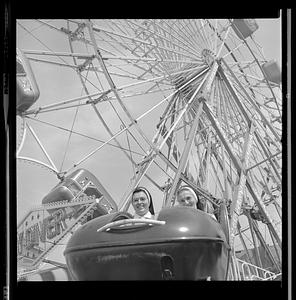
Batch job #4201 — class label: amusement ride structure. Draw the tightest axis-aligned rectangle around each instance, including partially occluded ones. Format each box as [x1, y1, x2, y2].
[16, 19, 282, 280]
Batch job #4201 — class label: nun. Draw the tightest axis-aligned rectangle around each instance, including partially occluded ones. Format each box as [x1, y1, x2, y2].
[176, 185, 199, 209]
[176, 185, 217, 220]
[131, 187, 155, 219]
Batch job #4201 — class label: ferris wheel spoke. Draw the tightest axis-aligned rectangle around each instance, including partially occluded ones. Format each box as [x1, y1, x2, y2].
[180, 21, 205, 55]
[187, 20, 210, 53]
[102, 39, 167, 80]
[61, 73, 197, 174]
[216, 25, 232, 58]
[121, 70, 211, 210]
[252, 223, 279, 270]
[218, 69, 252, 129]
[96, 33, 159, 78]
[230, 68, 266, 85]
[189, 20, 209, 51]
[213, 19, 219, 55]
[23, 49, 93, 59]
[22, 90, 108, 116]
[89, 20, 193, 162]
[165, 101, 204, 206]
[92, 98, 154, 183]
[204, 19, 216, 53]
[25, 116, 144, 157]
[91, 23, 198, 61]
[18, 23, 82, 71]
[248, 151, 282, 174]
[220, 80, 249, 139]
[126, 19, 202, 60]
[152, 20, 202, 60]
[157, 147, 219, 207]
[200, 19, 214, 51]
[58, 32, 97, 172]
[211, 144, 237, 193]
[26, 56, 77, 69]
[103, 54, 198, 65]
[108, 20, 133, 37]
[253, 132, 281, 184]
[28, 19, 71, 38]
[27, 55, 143, 81]
[238, 79, 282, 108]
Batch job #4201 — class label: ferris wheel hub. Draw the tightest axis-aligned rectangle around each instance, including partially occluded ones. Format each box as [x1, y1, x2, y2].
[202, 49, 215, 67]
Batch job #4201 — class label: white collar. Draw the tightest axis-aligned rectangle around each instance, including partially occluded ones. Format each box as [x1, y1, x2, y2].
[134, 211, 152, 219]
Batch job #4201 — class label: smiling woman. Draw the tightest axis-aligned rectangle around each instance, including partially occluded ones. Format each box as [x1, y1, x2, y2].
[176, 185, 199, 208]
[131, 187, 155, 219]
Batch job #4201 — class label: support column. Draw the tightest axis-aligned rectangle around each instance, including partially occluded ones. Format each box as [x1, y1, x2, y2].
[246, 181, 282, 248]
[229, 123, 254, 249]
[165, 100, 204, 206]
[251, 218, 281, 273]
[237, 222, 253, 264]
[165, 60, 219, 206]
[220, 58, 281, 142]
[246, 211, 263, 270]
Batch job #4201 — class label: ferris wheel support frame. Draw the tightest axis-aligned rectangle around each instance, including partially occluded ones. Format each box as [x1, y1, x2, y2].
[202, 79, 282, 253]
[237, 221, 255, 264]
[61, 65, 208, 178]
[242, 37, 282, 122]
[17, 117, 27, 156]
[25, 123, 58, 172]
[229, 122, 254, 249]
[119, 70, 210, 211]
[202, 103, 242, 173]
[203, 59, 282, 250]
[165, 100, 204, 207]
[269, 227, 282, 264]
[246, 181, 282, 248]
[253, 131, 281, 184]
[217, 64, 251, 127]
[217, 61, 281, 186]
[251, 218, 281, 273]
[220, 58, 281, 143]
[158, 151, 220, 207]
[65, 26, 158, 185]
[164, 60, 219, 207]
[64, 24, 155, 191]
[202, 106, 281, 250]
[87, 18, 193, 179]
[221, 143, 231, 201]
[245, 210, 265, 276]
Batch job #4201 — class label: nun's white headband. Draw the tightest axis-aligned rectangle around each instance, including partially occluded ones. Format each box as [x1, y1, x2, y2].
[132, 187, 152, 205]
[177, 186, 198, 202]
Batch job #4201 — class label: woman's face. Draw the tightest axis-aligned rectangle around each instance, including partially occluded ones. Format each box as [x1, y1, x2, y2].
[132, 191, 149, 216]
[176, 190, 197, 208]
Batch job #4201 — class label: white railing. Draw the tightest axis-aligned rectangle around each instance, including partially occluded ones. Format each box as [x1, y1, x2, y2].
[234, 257, 280, 281]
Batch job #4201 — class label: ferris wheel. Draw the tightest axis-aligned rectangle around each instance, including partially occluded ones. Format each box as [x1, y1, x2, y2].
[16, 19, 282, 280]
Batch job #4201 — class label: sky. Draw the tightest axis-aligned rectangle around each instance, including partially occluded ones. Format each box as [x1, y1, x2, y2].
[16, 17, 282, 266]
[255, 18, 282, 67]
